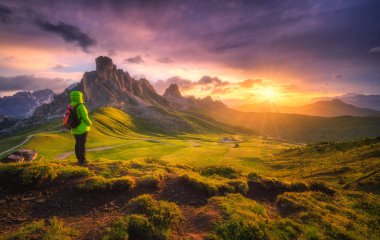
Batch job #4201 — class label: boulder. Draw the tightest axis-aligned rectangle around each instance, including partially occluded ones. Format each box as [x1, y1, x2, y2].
[1, 149, 38, 163]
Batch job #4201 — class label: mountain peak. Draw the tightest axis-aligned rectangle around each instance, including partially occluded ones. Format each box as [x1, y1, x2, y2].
[95, 56, 116, 74]
[163, 84, 182, 98]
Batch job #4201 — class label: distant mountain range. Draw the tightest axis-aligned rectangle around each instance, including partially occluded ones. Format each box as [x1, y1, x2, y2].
[236, 99, 380, 117]
[0, 89, 55, 119]
[313, 93, 380, 111]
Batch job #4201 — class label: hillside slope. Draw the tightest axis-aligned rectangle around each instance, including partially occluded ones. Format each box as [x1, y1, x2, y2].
[235, 99, 380, 117]
[275, 137, 380, 192]
[197, 108, 380, 142]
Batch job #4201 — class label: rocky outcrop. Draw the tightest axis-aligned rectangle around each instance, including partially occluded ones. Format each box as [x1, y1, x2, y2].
[33, 56, 169, 120]
[162, 84, 227, 110]
[82, 56, 168, 108]
[164, 84, 182, 98]
[1, 149, 38, 163]
[0, 89, 55, 119]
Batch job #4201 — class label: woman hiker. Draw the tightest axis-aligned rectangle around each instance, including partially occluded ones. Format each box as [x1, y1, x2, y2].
[69, 91, 92, 165]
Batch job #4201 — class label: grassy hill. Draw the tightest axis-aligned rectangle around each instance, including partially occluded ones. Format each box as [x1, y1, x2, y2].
[0, 107, 379, 239]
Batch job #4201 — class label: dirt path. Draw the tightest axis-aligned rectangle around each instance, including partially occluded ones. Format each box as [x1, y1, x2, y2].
[0, 130, 62, 157]
[56, 140, 144, 160]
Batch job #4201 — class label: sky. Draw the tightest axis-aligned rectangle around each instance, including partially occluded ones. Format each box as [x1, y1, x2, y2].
[0, 0, 379, 106]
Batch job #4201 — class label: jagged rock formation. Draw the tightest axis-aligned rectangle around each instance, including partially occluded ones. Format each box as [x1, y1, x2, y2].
[82, 56, 168, 108]
[163, 83, 227, 110]
[30, 56, 226, 133]
[33, 56, 169, 120]
[164, 84, 182, 98]
[0, 89, 55, 119]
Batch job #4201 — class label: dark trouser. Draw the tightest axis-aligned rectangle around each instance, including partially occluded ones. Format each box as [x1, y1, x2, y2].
[74, 132, 88, 164]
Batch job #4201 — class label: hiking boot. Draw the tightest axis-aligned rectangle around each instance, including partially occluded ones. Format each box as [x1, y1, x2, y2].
[77, 161, 88, 166]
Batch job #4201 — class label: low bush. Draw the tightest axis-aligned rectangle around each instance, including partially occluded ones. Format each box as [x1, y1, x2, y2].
[247, 172, 261, 181]
[199, 166, 242, 179]
[102, 217, 129, 240]
[110, 176, 136, 191]
[127, 214, 165, 240]
[136, 175, 163, 190]
[228, 180, 248, 194]
[207, 219, 268, 240]
[57, 165, 93, 179]
[5, 217, 76, 240]
[76, 176, 109, 192]
[125, 194, 182, 239]
[144, 157, 168, 166]
[180, 173, 233, 196]
[77, 176, 135, 192]
[0, 163, 93, 188]
[0, 163, 58, 187]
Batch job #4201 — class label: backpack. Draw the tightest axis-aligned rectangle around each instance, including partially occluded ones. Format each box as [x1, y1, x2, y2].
[63, 104, 82, 129]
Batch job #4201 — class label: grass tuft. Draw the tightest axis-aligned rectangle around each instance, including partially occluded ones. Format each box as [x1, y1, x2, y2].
[199, 165, 242, 179]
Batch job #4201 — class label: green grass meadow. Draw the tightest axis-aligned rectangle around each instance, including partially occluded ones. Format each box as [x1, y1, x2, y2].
[1, 107, 379, 239]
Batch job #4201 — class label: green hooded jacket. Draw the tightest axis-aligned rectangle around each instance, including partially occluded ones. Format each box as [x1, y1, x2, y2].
[70, 91, 92, 135]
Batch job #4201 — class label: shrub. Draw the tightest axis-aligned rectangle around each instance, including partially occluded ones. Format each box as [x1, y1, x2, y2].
[18, 164, 58, 186]
[5, 217, 75, 240]
[102, 217, 129, 240]
[110, 177, 135, 191]
[0, 163, 92, 188]
[228, 180, 248, 194]
[144, 157, 168, 166]
[180, 174, 220, 196]
[247, 172, 261, 181]
[76, 176, 109, 192]
[5, 219, 45, 240]
[76, 176, 135, 192]
[136, 175, 163, 190]
[57, 165, 93, 179]
[127, 214, 165, 240]
[199, 166, 242, 179]
[207, 220, 268, 240]
[125, 195, 181, 239]
[126, 194, 181, 230]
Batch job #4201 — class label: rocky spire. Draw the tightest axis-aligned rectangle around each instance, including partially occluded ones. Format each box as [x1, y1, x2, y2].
[96, 56, 115, 73]
[163, 84, 182, 98]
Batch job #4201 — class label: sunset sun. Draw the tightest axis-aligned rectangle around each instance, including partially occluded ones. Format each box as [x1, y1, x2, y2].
[261, 87, 279, 101]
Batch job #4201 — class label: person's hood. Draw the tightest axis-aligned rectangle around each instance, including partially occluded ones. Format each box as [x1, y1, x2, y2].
[70, 91, 84, 104]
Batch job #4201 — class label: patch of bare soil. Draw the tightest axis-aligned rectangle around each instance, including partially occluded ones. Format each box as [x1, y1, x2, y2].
[170, 205, 222, 240]
[157, 176, 209, 206]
